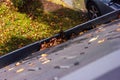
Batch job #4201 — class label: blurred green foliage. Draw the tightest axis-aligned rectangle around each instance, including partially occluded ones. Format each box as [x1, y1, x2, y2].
[11, 0, 25, 8]
[0, 1, 87, 55]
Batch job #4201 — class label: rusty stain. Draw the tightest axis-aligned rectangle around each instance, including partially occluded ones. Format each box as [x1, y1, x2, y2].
[28, 62, 35, 67]
[86, 33, 93, 38]
[116, 28, 120, 32]
[117, 23, 120, 26]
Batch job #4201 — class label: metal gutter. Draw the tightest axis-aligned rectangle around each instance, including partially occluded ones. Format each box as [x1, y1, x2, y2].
[0, 9, 120, 69]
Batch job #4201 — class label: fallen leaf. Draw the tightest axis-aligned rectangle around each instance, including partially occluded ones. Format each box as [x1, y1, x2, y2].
[16, 68, 24, 73]
[42, 59, 50, 64]
[98, 39, 105, 44]
[41, 53, 48, 57]
[8, 67, 14, 71]
[116, 28, 120, 32]
[89, 36, 99, 42]
[15, 62, 21, 66]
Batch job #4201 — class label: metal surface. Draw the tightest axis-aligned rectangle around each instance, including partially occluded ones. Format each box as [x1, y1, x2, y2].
[60, 49, 120, 80]
[0, 18, 120, 80]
